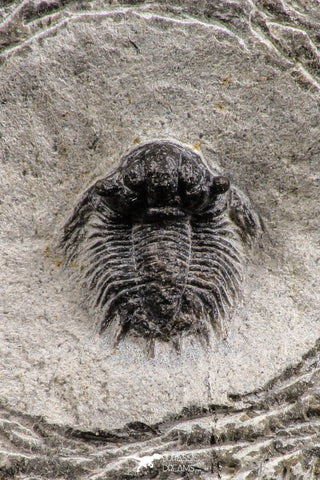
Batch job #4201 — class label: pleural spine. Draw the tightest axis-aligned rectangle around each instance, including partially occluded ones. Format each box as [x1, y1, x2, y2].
[186, 212, 243, 336]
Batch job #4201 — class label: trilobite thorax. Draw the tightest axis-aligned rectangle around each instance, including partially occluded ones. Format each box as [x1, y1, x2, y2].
[63, 141, 260, 343]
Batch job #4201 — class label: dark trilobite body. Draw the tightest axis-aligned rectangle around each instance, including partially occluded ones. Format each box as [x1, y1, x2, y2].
[63, 141, 259, 343]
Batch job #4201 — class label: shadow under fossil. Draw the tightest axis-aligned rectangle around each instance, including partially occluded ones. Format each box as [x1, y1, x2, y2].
[62, 140, 261, 346]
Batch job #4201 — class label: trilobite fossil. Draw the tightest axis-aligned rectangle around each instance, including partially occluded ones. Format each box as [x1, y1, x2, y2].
[63, 141, 260, 344]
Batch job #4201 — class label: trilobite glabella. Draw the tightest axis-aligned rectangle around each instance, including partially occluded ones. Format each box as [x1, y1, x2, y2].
[63, 141, 260, 343]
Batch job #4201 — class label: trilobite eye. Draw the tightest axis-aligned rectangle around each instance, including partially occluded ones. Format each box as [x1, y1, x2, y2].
[122, 161, 146, 192]
[94, 177, 138, 215]
[178, 174, 230, 214]
[94, 180, 106, 194]
[199, 176, 230, 213]
[179, 178, 223, 213]
[210, 176, 230, 195]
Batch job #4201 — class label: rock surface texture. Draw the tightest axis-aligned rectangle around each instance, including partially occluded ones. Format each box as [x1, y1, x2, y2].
[1, 0, 320, 479]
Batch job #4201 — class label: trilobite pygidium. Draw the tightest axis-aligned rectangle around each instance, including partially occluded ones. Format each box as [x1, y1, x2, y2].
[63, 141, 260, 344]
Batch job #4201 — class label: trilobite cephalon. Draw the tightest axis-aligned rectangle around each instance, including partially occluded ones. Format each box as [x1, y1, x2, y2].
[63, 141, 260, 343]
